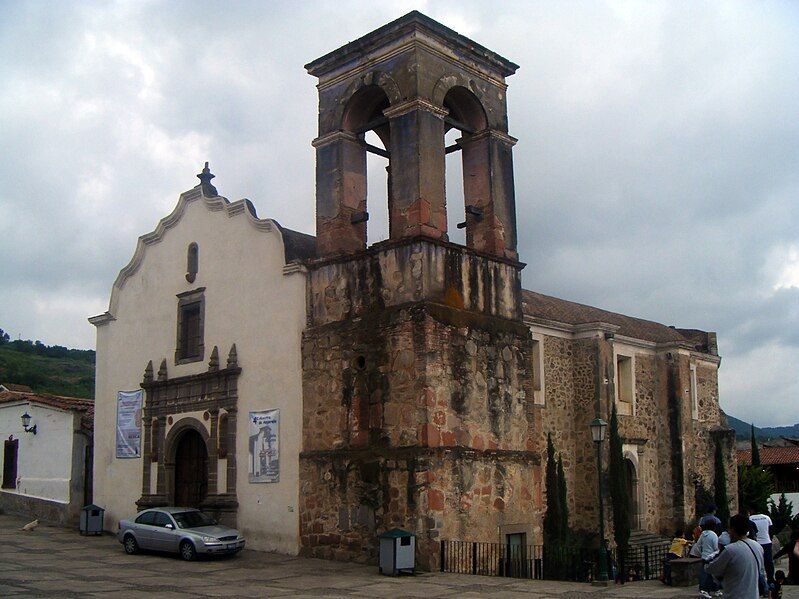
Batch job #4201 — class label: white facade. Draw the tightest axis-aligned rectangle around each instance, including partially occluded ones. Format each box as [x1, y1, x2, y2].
[91, 183, 308, 554]
[0, 397, 91, 524]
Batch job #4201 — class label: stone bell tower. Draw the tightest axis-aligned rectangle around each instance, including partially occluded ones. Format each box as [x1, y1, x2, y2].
[300, 12, 540, 569]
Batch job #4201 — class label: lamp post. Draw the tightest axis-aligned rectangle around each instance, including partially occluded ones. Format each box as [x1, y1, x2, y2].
[21, 411, 37, 435]
[590, 417, 608, 584]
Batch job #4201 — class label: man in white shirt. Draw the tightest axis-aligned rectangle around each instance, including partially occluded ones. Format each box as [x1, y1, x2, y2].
[748, 504, 774, 585]
[706, 513, 765, 599]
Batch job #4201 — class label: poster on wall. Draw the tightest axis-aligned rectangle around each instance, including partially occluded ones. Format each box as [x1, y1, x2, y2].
[116, 390, 143, 458]
[249, 409, 279, 483]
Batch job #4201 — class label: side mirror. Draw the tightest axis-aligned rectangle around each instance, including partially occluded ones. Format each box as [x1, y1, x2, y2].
[165, 523, 174, 530]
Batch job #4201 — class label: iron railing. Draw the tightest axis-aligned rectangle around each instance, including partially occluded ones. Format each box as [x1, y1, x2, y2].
[440, 539, 670, 582]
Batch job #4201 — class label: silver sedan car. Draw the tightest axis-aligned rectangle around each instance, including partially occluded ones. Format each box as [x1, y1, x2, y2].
[118, 507, 245, 560]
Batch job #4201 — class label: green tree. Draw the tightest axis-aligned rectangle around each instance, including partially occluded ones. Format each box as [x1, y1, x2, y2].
[768, 493, 793, 534]
[713, 437, 730, 528]
[608, 406, 630, 576]
[751, 424, 761, 467]
[557, 454, 569, 544]
[738, 465, 775, 514]
[543, 433, 562, 548]
[0, 328, 9, 345]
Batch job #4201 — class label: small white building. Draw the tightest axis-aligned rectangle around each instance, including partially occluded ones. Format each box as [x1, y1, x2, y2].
[89, 169, 310, 554]
[0, 390, 93, 525]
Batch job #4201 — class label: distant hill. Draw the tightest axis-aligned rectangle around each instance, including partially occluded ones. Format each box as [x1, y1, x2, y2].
[0, 329, 94, 399]
[726, 413, 799, 441]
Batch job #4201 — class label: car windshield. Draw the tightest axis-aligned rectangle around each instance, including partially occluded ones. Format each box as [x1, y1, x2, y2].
[172, 511, 215, 529]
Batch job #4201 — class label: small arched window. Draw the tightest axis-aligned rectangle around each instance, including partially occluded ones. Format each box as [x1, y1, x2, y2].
[186, 242, 199, 283]
[150, 418, 159, 462]
[218, 413, 228, 459]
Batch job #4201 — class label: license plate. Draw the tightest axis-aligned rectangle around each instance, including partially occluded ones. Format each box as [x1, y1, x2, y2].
[226, 543, 236, 550]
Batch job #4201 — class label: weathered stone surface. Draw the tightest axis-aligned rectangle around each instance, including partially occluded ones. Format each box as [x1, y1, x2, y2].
[536, 332, 737, 541]
[300, 240, 538, 568]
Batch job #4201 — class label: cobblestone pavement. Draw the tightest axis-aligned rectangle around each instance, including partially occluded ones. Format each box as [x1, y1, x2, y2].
[1, 514, 797, 598]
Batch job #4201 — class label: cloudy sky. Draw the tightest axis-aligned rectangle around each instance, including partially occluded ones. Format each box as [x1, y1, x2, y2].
[1, 1, 797, 425]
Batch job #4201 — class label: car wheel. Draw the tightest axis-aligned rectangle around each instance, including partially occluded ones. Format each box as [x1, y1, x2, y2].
[123, 534, 139, 555]
[179, 540, 197, 561]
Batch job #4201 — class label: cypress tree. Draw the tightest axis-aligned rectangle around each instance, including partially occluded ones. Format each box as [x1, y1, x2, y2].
[713, 437, 730, 529]
[557, 454, 569, 544]
[608, 406, 630, 577]
[543, 433, 562, 548]
[750, 424, 761, 467]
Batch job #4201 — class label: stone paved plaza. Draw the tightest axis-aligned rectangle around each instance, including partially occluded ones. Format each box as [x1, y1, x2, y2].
[0, 514, 795, 598]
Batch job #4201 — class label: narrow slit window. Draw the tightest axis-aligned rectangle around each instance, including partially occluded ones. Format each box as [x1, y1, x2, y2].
[690, 364, 699, 420]
[186, 243, 199, 283]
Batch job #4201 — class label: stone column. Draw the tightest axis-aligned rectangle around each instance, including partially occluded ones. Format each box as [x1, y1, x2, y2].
[459, 129, 519, 260]
[313, 131, 367, 255]
[208, 409, 219, 495]
[637, 445, 646, 530]
[156, 416, 167, 497]
[385, 99, 448, 240]
[141, 415, 152, 495]
[226, 407, 237, 494]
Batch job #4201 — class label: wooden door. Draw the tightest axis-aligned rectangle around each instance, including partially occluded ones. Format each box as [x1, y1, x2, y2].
[174, 430, 208, 507]
[2, 439, 18, 489]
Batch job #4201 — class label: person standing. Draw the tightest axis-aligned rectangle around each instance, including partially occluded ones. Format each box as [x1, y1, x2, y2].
[701, 504, 723, 529]
[706, 513, 765, 599]
[692, 521, 720, 596]
[749, 504, 775, 585]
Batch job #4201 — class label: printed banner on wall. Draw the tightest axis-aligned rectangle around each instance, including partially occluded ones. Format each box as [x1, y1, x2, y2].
[249, 409, 279, 483]
[116, 390, 143, 458]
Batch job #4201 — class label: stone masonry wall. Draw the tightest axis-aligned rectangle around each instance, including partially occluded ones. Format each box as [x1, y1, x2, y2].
[300, 276, 539, 569]
[538, 335, 599, 535]
[686, 362, 738, 522]
[538, 337, 734, 541]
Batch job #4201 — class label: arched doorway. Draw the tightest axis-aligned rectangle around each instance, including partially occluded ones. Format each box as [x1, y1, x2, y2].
[174, 429, 208, 507]
[624, 457, 639, 529]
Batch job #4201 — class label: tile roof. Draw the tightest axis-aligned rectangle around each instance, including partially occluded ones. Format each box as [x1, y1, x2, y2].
[0, 383, 33, 392]
[0, 390, 94, 431]
[521, 289, 713, 348]
[280, 226, 317, 262]
[737, 447, 799, 466]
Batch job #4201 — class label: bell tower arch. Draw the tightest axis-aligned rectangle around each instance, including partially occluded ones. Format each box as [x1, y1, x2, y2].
[306, 10, 520, 260]
[300, 12, 538, 570]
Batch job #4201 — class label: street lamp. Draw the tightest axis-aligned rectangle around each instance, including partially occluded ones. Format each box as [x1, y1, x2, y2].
[590, 417, 608, 584]
[21, 411, 37, 435]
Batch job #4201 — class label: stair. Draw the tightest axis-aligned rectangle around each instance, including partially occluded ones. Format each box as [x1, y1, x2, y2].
[629, 529, 670, 547]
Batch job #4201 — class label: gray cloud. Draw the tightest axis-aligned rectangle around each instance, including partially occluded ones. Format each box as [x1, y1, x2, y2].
[1, 1, 797, 425]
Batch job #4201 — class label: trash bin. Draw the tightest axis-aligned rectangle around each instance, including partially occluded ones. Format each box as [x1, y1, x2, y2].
[80, 504, 104, 535]
[378, 528, 415, 575]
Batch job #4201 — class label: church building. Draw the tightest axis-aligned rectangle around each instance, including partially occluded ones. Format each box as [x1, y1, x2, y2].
[90, 12, 737, 568]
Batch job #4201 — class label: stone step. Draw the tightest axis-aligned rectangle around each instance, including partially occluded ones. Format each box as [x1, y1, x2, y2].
[629, 530, 670, 547]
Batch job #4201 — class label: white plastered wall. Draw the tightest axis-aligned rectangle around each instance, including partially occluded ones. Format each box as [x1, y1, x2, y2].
[92, 193, 306, 554]
[0, 403, 76, 503]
